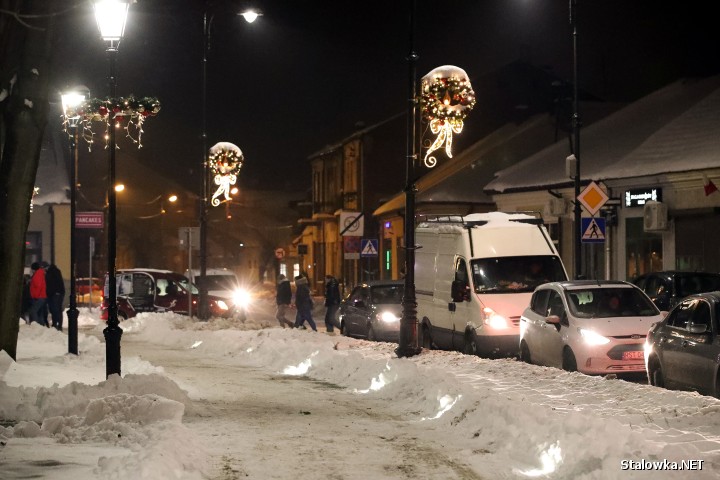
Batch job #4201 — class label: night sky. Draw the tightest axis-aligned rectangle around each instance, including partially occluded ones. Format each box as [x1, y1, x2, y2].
[49, 1, 720, 194]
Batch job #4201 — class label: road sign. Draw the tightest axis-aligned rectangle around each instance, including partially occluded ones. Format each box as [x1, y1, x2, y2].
[581, 217, 606, 243]
[577, 181, 609, 216]
[344, 236, 360, 259]
[360, 239, 378, 257]
[178, 227, 200, 250]
[76, 212, 104, 229]
[339, 211, 363, 237]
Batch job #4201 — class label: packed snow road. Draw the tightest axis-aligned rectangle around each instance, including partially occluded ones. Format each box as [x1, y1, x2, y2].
[123, 338, 483, 480]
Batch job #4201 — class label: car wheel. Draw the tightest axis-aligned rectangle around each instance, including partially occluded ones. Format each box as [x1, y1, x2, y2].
[648, 358, 665, 388]
[562, 347, 577, 372]
[421, 324, 433, 350]
[519, 340, 532, 364]
[463, 331, 479, 356]
[367, 325, 376, 342]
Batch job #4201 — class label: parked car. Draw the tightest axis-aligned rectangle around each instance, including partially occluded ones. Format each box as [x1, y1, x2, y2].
[519, 280, 664, 374]
[645, 292, 720, 397]
[335, 280, 404, 342]
[632, 271, 720, 311]
[100, 269, 232, 320]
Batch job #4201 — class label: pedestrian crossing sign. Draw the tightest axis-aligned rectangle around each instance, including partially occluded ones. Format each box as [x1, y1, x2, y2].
[581, 217, 605, 243]
[360, 239, 379, 257]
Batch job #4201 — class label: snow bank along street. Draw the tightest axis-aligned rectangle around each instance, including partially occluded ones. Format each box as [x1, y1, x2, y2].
[1, 298, 719, 479]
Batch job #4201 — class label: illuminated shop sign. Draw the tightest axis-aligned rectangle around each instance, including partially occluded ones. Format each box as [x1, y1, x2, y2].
[624, 188, 662, 207]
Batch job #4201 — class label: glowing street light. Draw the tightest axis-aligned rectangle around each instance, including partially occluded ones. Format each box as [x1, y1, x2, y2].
[61, 87, 89, 356]
[93, 0, 130, 378]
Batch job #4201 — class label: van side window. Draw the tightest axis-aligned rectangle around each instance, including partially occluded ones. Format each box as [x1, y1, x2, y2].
[530, 290, 550, 315]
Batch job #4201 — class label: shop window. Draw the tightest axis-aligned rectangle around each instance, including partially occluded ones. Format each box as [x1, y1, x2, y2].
[626, 217, 662, 278]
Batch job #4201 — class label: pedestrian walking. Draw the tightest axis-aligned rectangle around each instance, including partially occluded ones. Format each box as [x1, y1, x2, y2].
[45, 264, 66, 331]
[275, 274, 295, 328]
[323, 274, 341, 333]
[28, 262, 48, 326]
[293, 275, 317, 331]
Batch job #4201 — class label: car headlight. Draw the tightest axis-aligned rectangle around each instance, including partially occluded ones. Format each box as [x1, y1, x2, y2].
[377, 311, 400, 323]
[216, 300, 229, 311]
[578, 328, 610, 345]
[482, 307, 508, 329]
[232, 289, 251, 308]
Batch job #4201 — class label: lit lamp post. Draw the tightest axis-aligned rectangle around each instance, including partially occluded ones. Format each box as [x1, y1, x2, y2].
[93, 0, 129, 378]
[198, 5, 260, 320]
[61, 89, 88, 356]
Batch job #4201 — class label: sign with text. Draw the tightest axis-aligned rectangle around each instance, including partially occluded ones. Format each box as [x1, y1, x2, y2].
[625, 187, 662, 207]
[76, 212, 104, 229]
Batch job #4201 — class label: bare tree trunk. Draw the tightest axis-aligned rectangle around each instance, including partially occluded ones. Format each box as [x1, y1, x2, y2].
[0, 0, 53, 360]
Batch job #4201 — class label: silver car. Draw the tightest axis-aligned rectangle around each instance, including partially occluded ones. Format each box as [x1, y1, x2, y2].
[336, 280, 404, 342]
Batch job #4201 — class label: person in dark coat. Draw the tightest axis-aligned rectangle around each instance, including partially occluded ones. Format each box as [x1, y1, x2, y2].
[275, 274, 294, 328]
[323, 274, 341, 333]
[45, 264, 66, 331]
[293, 275, 317, 331]
[28, 262, 48, 326]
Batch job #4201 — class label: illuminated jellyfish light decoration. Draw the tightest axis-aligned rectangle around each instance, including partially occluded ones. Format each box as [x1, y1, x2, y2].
[421, 65, 476, 168]
[209, 142, 244, 206]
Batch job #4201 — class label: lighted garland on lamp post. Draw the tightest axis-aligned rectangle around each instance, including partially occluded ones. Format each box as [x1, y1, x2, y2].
[396, 60, 476, 359]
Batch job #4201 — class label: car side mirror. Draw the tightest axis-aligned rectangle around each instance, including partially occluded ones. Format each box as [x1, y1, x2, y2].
[688, 324, 708, 335]
[451, 280, 470, 302]
[545, 315, 561, 325]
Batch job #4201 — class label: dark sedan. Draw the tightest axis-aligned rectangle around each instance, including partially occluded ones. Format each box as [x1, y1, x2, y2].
[335, 280, 404, 342]
[645, 291, 720, 397]
[633, 271, 720, 311]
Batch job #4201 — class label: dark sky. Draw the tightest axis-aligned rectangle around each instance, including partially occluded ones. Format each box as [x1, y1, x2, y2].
[50, 1, 720, 194]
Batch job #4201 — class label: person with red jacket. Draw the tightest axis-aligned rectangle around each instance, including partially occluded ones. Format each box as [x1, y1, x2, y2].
[28, 262, 48, 326]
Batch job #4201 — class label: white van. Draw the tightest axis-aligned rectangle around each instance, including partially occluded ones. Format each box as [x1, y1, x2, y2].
[416, 212, 568, 358]
[185, 268, 250, 320]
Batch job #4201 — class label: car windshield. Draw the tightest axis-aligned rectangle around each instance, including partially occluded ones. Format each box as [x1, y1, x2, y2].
[174, 276, 198, 294]
[565, 287, 659, 318]
[676, 274, 720, 297]
[470, 255, 567, 293]
[370, 285, 404, 304]
[198, 275, 237, 291]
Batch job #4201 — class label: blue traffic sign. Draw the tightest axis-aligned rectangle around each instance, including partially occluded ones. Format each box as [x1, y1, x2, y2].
[360, 239, 379, 257]
[581, 217, 606, 243]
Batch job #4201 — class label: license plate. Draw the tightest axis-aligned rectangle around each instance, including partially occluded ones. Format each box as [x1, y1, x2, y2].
[622, 350, 644, 360]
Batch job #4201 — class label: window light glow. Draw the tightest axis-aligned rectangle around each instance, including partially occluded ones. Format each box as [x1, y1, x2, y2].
[355, 361, 395, 394]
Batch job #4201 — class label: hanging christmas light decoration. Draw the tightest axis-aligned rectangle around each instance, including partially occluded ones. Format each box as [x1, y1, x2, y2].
[420, 65, 476, 168]
[208, 142, 244, 207]
[61, 96, 161, 150]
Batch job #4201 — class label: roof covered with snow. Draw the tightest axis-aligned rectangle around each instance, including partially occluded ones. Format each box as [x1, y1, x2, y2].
[485, 75, 720, 193]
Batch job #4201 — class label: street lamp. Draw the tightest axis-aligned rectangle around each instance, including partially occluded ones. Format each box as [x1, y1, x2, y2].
[61, 88, 88, 356]
[396, 0, 422, 358]
[570, 0, 582, 279]
[93, 0, 130, 378]
[198, 4, 258, 319]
